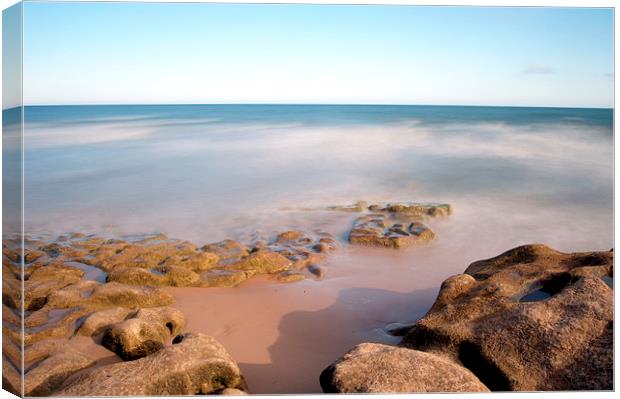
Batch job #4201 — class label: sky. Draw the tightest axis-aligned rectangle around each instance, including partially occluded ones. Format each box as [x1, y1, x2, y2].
[10, 1, 615, 107]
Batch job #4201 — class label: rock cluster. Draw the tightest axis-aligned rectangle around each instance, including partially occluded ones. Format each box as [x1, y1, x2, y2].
[2, 199, 451, 396]
[336, 202, 449, 249]
[349, 214, 435, 249]
[321, 244, 613, 393]
[2, 237, 249, 397]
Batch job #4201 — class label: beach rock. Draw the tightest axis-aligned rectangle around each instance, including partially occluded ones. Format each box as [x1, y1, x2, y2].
[102, 306, 185, 360]
[200, 269, 250, 288]
[24, 346, 95, 396]
[312, 243, 330, 253]
[24, 308, 88, 346]
[201, 240, 249, 262]
[77, 307, 135, 336]
[97, 240, 197, 272]
[2, 263, 22, 310]
[133, 233, 169, 244]
[107, 267, 167, 286]
[274, 230, 307, 243]
[24, 339, 71, 364]
[272, 270, 305, 283]
[307, 264, 326, 279]
[23, 263, 85, 311]
[328, 201, 368, 212]
[3, 304, 20, 327]
[38, 243, 87, 260]
[2, 355, 21, 396]
[381, 202, 452, 217]
[2, 334, 21, 368]
[108, 264, 200, 287]
[401, 245, 614, 391]
[227, 251, 292, 274]
[57, 333, 247, 396]
[267, 230, 334, 269]
[162, 251, 220, 271]
[408, 222, 435, 241]
[320, 343, 489, 393]
[86, 281, 175, 309]
[2, 245, 20, 263]
[24, 249, 46, 264]
[46, 281, 174, 310]
[349, 214, 434, 249]
[220, 388, 249, 395]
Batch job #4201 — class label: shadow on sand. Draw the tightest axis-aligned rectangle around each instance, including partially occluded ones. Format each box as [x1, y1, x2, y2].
[238, 285, 439, 394]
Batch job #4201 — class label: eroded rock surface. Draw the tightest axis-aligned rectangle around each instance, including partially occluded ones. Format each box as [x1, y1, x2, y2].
[322, 244, 613, 393]
[320, 343, 489, 393]
[102, 306, 185, 360]
[77, 307, 135, 336]
[24, 345, 95, 396]
[3, 233, 255, 397]
[349, 214, 435, 249]
[402, 244, 613, 391]
[57, 333, 247, 396]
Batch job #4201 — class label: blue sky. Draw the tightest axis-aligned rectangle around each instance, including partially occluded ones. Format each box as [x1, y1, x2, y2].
[18, 2, 614, 107]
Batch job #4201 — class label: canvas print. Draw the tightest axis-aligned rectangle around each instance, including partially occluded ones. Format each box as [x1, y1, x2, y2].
[1, 1, 614, 396]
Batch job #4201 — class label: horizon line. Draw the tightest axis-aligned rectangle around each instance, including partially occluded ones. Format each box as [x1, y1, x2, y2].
[2, 102, 614, 110]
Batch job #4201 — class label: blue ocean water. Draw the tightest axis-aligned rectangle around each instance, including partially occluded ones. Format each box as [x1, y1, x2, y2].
[18, 103, 614, 127]
[2, 104, 613, 254]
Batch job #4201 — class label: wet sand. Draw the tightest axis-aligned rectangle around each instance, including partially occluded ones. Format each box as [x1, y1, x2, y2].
[166, 197, 613, 394]
[168, 249, 442, 394]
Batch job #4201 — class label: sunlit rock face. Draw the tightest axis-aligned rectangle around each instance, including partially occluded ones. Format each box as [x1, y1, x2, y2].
[322, 245, 613, 393]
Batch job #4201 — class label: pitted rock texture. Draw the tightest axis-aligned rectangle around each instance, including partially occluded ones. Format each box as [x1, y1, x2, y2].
[57, 333, 247, 396]
[401, 244, 613, 391]
[322, 244, 613, 393]
[349, 214, 435, 249]
[101, 306, 185, 360]
[320, 343, 489, 393]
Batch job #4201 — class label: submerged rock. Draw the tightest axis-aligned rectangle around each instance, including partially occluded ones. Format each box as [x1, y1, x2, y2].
[307, 264, 326, 279]
[272, 270, 305, 283]
[381, 202, 452, 217]
[320, 343, 489, 393]
[57, 333, 248, 396]
[349, 214, 434, 249]
[328, 201, 368, 213]
[201, 239, 249, 263]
